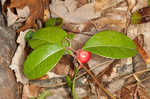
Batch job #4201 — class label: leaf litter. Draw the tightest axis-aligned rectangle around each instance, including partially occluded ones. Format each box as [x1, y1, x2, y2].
[3, 0, 150, 98]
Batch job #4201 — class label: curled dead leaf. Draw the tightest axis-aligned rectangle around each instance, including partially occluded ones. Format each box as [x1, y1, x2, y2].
[9, 0, 50, 32]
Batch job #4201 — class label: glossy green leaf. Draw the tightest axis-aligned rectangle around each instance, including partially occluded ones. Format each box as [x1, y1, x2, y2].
[28, 39, 51, 49]
[131, 11, 142, 24]
[45, 18, 63, 27]
[24, 44, 65, 79]
[25, 30, 34, 41]
[83, 30, 137, 59]
[28, 27, 67, 49]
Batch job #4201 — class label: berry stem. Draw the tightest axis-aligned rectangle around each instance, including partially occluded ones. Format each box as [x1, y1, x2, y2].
[68, 47, 116, 99]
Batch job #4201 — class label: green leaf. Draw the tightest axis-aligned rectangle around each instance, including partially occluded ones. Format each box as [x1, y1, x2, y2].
[45, 18, 63, 27]
[66, 75, 72, 88]
[83, 30, 137, 59]
[25, 30, 34, 42]
[28, 39, 51, 49]
[28, 27, 67, 49]
[24, 44, 65, 79]
[131, 11, 142, 24]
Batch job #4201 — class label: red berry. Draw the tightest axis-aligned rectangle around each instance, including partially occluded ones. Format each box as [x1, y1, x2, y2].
[78, 50, 91, 63]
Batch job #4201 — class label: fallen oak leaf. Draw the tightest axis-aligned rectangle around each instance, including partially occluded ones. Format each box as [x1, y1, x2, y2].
[9, 0, 50, 32]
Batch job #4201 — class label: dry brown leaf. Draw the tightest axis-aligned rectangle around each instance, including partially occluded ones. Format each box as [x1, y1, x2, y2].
[92, 17, 125, 31]
[9, 0, 49, 32]
[51, 55, 74, 75]
[132, 0, 147, 12]
[133, 37, 150, 64]
[43, 8, 50, 22]
[50, 1, 101, 23]
[116, 81, 150, 99]
[138, 86, 150, 99]
[64, 0, 78, 13]
[63, 22, 95, 33]
[94, 0, 107, 11]
[126, 0, 136, 10]
[92, 5, 128, 32]
[128, 23, 150, 65]
[7, 8, 18, 26]
[116, 86, 136, 99]
[22, 84, 41, 99]
[10, 30, 30, 83]
[77, 0, 89, 7]
[96, 60, 120, 82]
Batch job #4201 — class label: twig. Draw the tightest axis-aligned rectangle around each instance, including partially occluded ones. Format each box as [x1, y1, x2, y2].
[140, 75, 150, 83]
[133, 74, 140, 82]
[80, 62, 116, 99]
[76, 60, 113, 79]
[133, 85, 138, 99]
[123, 68, 150, 79]
[130, 75, 150, 88]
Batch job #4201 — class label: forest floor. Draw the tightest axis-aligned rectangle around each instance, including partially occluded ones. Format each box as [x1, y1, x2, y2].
[1, 0, 150, 99]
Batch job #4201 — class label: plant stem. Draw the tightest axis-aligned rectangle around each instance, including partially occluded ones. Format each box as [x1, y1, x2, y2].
[67, 47, 116, 99]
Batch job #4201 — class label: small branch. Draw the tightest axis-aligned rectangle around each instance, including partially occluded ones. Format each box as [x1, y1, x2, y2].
[80, 63, 116, 99]
[66, 47, 76, 53]
[122, 68, 150, 79]
[76, 60, 113, 79]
